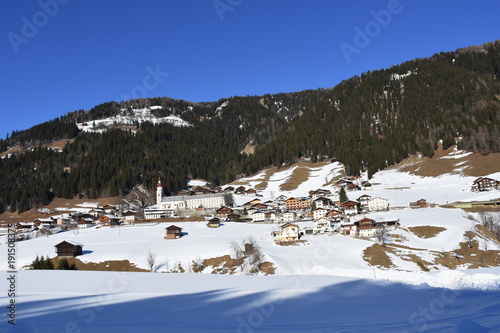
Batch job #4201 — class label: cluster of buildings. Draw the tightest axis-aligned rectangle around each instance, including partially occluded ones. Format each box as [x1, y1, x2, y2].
[10, 204, 137, 239]
[271, 216, 400, 243]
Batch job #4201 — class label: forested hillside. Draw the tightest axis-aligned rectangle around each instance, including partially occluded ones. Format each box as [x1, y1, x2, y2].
[1, 40, 499, 213]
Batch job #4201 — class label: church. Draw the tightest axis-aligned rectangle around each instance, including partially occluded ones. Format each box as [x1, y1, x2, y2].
[155, 179, 226, 210]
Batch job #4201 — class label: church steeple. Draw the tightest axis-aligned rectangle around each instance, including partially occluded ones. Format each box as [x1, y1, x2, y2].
[156, 177, 163, 205]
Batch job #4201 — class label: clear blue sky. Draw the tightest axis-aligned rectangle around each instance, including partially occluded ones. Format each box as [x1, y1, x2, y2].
[1, 0, 499, 138]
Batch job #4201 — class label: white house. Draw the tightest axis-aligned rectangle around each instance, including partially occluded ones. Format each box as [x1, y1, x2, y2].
[283, 212, 297, 222]
[313, 208, 329, 220]
[272, 223, 300, 242]
[367, 197, 389, 212]
[313, 217, 333, 234]
[313, 197, 332, 209]
[251, 212, 266, 222]
[357, 195, 372, 210]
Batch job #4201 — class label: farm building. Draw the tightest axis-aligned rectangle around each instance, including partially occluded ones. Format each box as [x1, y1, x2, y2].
[165, 225, 183, 239]
[55, 240, 83, 257]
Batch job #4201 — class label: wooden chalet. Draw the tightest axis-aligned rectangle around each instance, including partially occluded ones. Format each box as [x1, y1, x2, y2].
[341, 200, 359, 215]
[97, 215, 121, 227]
[165, 225, 183, 239]
[272, 223, 300, 242]
[226, 212, 241, 221]
[177, 189, 193, 196]
[207, 217, 221, 228]
[471, 177, 499, 192]
[246, 188, 257, 195]
[355, 217, 377, 237]
[216, 206, 233, 218]
[55, 240, 83, 257]
[224, 186, 235, 193]
[410, 199, 428, 208]
[235, 186, 246, 194]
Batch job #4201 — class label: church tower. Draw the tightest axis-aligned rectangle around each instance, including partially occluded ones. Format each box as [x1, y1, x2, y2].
[156, 178, 163, 206]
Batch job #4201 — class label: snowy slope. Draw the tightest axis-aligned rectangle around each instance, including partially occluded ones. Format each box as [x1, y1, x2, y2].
[76, 106, 192, 133]
[1, 269, 499, 332]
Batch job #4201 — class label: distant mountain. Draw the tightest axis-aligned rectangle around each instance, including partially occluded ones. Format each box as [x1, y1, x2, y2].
[1, 40, 499, 213]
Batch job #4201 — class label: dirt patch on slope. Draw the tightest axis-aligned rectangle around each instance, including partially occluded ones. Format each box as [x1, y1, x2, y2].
[48, 257, 149, 272]
[363, 244, 393, 269]
[409, 226, 447, 239]
[392, 145, 500, 177]
[280, 165, 312, 191]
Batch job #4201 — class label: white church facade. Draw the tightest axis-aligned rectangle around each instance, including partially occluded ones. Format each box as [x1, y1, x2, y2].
[155, 179, 226, 210]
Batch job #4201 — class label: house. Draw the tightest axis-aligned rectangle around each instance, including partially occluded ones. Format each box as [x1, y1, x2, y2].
[313, 197, 332, 209]
[226, 212, 241, 222]
[33, 218, 56, 227]
[410, 199, 428, 208]
[272, 223, 300, 242]
[235, 186, 246, 194]
[224, 186, 235, 193]
[165, 225, 183, 239]
[246, 188, 257, 195]
[207, 217, 221, 228]
[274, 195, 288, 206]
[325, 209, 343, 221]
[471, 177, 499, 192]
[361, 181, 373, 191]
[341, 222, 357, 236]
[313, 208, 329, 220]
[15, 222, 34, 232]
[193, 186, 207, 195]
[341, 201, 359, 215]
[102, 205, 117, 215]
[252, 203, 269, 210]
[251, 212, 266, 222]
[89, 208, 104, 218]
[243, 199, 261, 206]
[367, 197, 389, 212]
[55, 240, 83, 257]
[375, 219, 400, 230]
[177, 189, 193, 196]
[97, 215, 121, 227]
[346, 183, 361, 191]
[283, 211, 297, 222]
[216, 206, 233, 218]
[264, 211, 278, 223]
[313, 217, 333, 234]
[77, 218, 94, 229]
[355, 218, 377, 238]
[309, 189, 332, 200]
[357, 195, 372, 210]
[123, 211, 136, 224]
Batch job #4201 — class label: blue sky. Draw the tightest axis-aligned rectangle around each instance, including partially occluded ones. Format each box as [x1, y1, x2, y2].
[1, 0, 499, 137]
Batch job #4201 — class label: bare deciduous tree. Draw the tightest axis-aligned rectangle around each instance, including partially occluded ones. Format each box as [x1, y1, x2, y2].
[146, 250, 156, 272]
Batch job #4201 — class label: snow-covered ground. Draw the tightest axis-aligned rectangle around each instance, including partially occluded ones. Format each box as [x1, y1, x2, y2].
[76, 106, 192, 133]
[1, 269, 499, 332]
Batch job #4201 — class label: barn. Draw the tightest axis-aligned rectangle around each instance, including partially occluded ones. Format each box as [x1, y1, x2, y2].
[55, 240, 83, 257]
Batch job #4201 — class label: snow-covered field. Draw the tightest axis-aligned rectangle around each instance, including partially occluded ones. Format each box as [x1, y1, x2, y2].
[1, 269, 499, 332]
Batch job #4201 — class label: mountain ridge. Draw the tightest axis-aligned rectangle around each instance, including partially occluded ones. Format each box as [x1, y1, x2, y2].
[1, 40, 499, 213]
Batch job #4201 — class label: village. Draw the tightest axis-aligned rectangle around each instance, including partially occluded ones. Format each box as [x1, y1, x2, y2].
[7, 174, 499, 253]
